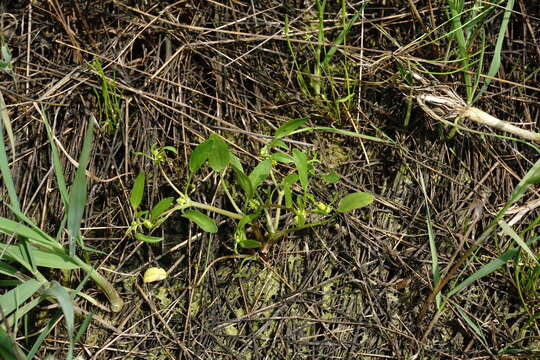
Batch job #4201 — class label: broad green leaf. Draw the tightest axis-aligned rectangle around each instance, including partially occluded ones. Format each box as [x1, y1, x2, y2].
[274, 118, 309, 138]
[0, 279, 42, 316]
[270, 153, 293, 163]
[189, 139, 212, 173]
[134, 232, 164, 243]
[162, 146, 178, 154]
[229, 153, 244, 173]
[44, 281, 74, 341]
[238, 239, 261, 249]
[208, 134, 230, 172]
[337, 192, 374, 213]
[320, 172, 339, 184]
[130, 172, 145, 211]
[282, 173, 299, 208]
[182, 210, 218, 233]
[67, 117, 94, 256]
[150, 197, 174, 223]
[292, 149, 308, 192]
[249, 159, 272, 190]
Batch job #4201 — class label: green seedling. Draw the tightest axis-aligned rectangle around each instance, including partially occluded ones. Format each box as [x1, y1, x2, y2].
[89, 59, 123, 132]
[284, 1, 363, 116]
[129, 118, 374, 252]
[445, 0, 515, 104]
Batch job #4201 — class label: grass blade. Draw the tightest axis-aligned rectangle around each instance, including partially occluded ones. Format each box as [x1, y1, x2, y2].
[474, 0, 515, 102]
[0, 326, 22, 360]
[67, 117, 95, 256]
[323, 10, 362, 67]
[44, 281, 75, 350]
[448, 246, 519, 296]
[0, 243, 79, 270]
[0, 279, 42, 316]
[40, 107, 69, 209]
[498, 220, 539, 265]
[0, 92, 20, 212]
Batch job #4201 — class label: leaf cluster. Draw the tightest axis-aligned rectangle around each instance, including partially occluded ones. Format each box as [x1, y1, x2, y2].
[129, 118, 374, 252]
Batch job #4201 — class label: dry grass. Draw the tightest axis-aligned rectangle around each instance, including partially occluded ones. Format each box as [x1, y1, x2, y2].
[1, 0, 539, 359]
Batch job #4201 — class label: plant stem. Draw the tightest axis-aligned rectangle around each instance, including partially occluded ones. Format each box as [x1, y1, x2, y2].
[187, 200, 244, 220]
[449, 0, 473, 103]
[219, 173, 244, 215]
[73, 257, 124, 312]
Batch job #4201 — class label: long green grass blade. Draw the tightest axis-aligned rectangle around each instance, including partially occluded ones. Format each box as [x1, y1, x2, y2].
[0, 261, 20, 279]
[40, 107, 69, 208]
[67, 117, 95, 256]
[25, 311, 63, 360]
[74, 310, 93, 345]
[0, 91, 14, 164]
[448, 0, 472, 102]
[474, 0, 515, 102]
[0, 279, 42, 316]
[455, 306, 488, 347]
[0, 217, 57, 248]
[323, 10, 362, 67]
[448, 246, 519, 296]
[498, 220, 539, 265]
[44, 281, 75, 351]
[0, 326, 21, 360]
[0, 243, 79, 270]
[0, 94, 19, 212]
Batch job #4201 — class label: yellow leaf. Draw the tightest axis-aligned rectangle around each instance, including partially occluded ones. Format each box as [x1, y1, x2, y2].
[143, 267, 167, 283]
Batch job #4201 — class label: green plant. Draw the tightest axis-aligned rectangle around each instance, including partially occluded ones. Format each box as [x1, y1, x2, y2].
[445, 0, 515, 104]
[128, 118, 374, 252]
[284, 1, 362, 115]
[0, 109, 123, 359]
[89, 59, 123, 132]
[417, 156, 540, 342]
